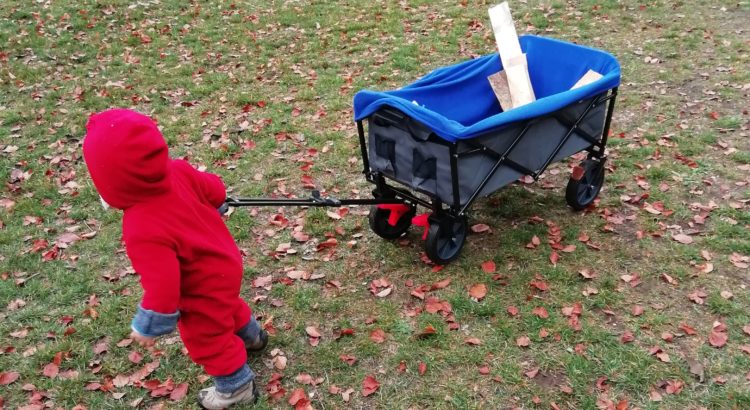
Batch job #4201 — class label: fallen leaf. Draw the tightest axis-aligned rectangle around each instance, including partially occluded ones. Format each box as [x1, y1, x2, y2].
[620, 331, 635, 344]
[481, 261, 496, 273]
[341, 387, 354, 402]
[620, 273, 641, 287]
[631, 305, 645, 317]
[362, 375, 380, 397]
[578, 268, 597, 279]
[469, 284, 487, 301]
[549, 251, 560, 266]
[532, 307, 549, 319]
[415, 324, 437, 338]
[595, 376, 608, 391]
[418, 362, 427, 376]
[720, 290, 733, 300]
[42, 362, 59, 378]
[656, 351, 670, 362]
[582, 286, 598, 296]
[271, 355, 287, 370]
[526, 235, 541, 249]
[288, 388, 309, 407]
[116, 338, 133, 348]
[397, 361, 407, 373]
[665, 379, 684, 395]
[470, 224, 491, 233]
[524, 367, 539, 378]
[430, 278, 451, 290]
[679, 323, 697, 336]
[507, 306, 519, 316]
[529, 277, 549, 292]
[464, 337, 482, 346]
[375, 287, 392, 298]
[7, 298, 25, 311]
[729, 253, 749, 269]
[252, 275, 273, 288]
[128, 350, 143, 364]
[113, 374, 130, 387]
[661, 273, 677, 285]
[170, 383, 188, 401]
[561, 244, 576, 253]
[339, 354, 357, 365]
[688, 289, 707, 305]
[305, 326, 322, 338]
[0, 371, 20, 385]
[672, 233, 694, 244]
[369, 329, 386, 344]
[709, 329, 728, 348]
[516, 336, 530, 347]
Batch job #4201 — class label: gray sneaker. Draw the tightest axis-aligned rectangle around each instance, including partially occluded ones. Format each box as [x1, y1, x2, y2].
[197, 381, 258, 409]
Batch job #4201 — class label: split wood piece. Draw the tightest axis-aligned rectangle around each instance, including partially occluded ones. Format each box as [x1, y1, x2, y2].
[488, 71, 513, 112]
[571, 69, 603, 90]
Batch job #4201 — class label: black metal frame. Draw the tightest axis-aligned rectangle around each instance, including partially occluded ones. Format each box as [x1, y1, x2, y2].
[357, 87, 618, 218]
[226, 87, 617, 217]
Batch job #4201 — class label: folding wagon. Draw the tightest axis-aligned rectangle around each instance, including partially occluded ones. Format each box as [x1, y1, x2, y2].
[227, 35, 621, 265]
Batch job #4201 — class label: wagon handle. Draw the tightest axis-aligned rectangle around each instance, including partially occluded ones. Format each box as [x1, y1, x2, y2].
[224, 191, 406, 208]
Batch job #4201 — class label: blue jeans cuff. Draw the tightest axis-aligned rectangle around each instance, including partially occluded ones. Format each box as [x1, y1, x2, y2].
[131, 304, 179, 338]
[236, 315, 261, 344]
[215, 364, 255, 394]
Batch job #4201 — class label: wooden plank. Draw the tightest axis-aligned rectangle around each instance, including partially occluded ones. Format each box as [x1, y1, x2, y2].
[488, 2, 536, 109]
[505, 53, 536, 108]
[488, 2, 522, 69]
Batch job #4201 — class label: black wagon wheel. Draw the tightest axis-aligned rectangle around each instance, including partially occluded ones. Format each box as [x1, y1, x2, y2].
[369, 205, 416, 240]
[565, 159, 605, 211]
[424, 214, 468, 265]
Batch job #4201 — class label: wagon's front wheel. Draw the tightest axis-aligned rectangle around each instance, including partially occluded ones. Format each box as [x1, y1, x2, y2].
[424, 214, 467, 265]
[565, 159, 605, 211]
[369, 205, 416, 240]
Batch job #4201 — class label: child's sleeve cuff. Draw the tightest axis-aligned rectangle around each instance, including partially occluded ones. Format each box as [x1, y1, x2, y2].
[131, 304, 180, 337]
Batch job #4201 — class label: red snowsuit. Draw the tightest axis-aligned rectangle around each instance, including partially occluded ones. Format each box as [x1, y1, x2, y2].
[83, 109, 251, 377]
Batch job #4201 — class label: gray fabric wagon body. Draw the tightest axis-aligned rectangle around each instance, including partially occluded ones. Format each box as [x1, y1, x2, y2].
[366, 94, 607, 207]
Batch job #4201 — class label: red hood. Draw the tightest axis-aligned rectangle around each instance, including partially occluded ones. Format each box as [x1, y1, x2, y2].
[83, 109, 171, 210]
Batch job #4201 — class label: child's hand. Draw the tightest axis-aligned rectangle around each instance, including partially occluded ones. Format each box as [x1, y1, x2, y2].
[130, 330, 156, 348]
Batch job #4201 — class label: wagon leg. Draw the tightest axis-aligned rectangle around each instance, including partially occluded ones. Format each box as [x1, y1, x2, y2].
[567, 88, 617, 211]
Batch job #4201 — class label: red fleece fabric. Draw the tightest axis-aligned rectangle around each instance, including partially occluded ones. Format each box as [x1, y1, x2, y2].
[83, 109, 252, 376]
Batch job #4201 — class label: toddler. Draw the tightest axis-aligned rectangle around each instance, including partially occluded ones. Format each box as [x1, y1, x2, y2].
[83, 109, 266, 408]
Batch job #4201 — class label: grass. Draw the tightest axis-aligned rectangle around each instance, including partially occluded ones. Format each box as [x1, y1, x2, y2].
[1, 0, 749, 409]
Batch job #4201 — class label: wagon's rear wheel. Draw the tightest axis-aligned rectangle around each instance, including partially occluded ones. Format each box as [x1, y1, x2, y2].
[369, 205, 416, 240]
[565, 159, 605, 211]
[424, 214, 467, 265]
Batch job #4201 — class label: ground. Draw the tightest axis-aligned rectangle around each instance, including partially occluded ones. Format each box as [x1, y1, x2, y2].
[0, 1, 749, 409]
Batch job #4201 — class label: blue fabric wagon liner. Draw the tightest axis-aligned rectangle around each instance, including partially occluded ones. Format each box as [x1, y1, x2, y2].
[353, 35, 620, 211]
